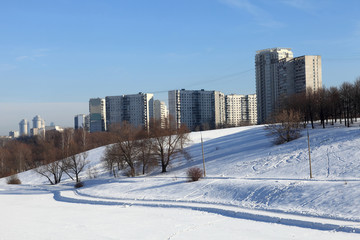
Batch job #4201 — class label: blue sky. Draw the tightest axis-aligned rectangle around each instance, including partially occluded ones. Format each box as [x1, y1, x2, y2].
[1, 0, 360, 135]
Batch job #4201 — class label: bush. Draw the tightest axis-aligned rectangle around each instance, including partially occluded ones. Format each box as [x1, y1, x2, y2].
[6, 174, 21, 184]
[265, 109, 302, 145]
[74, 181, 84, 188]
[187, 167, 203, 182]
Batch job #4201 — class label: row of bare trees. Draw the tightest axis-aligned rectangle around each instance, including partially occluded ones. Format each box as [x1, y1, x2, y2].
[279, 78, 360, 128]
[0, 128, 117, 183]
[1, 119, 190, 183]
[102, 120, 190, 177]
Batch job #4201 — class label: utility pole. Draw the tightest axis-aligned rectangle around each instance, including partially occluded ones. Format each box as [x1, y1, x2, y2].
[307, 128, 313, 179]
[201, 132, 206, 177]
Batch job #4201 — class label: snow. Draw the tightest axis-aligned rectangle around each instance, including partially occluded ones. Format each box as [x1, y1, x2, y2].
[1, 124, 360, 239]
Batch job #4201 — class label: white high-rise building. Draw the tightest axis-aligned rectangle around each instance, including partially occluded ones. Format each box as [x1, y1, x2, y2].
[32, 115, 45, 129]
[89, 98, 107, 133]
[256, 48, 322, 124]
[154, 100, 168, 128]
[30, 115, 46, 137]
[225, 94, 257, 126]
[105, 93, 154, 130]
[278, 55, 322, 96]
[19, 119, 29, 136]
[256, 48, 293, 124]
[74, 114, 88, 130]
[168, 89, 225, 130]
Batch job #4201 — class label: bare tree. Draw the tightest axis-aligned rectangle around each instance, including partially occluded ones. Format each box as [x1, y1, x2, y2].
[63, 142, 89, 183]
[102, 144, 123, 177]
[136, 130, 157, 175]
[105, 122, 142, 177]
[340, 82, 353, 127]
[328, 86, 341, 125]
[0, 147, 10, 177]
[150, 119, 190, 173]
[265, 109, 302, 145]
[6, 141, 32, 172]
[305, 88, 316, 129]
[60, 129, 90, 183]
[34, 145, 64, 185]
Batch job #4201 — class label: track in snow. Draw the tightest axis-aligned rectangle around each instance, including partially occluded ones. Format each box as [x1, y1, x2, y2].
[51, 189, 360, 234]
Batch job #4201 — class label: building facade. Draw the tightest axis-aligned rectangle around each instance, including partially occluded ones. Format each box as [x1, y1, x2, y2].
[154, 100, 168, 128]
[9, 131, 19, 138]
[19, 119, 29, 136]
[256, 48, 294, 124]
[105, 93, 154, 130]
[256, 48, 322, 123]
[225, 94, 257, 126]
[74, 114, 89, 130]
[89, 98, 107, 133]
[168, 89, 225, 130]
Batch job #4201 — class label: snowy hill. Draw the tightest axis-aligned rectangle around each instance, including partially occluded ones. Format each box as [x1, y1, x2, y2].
[1, 125, 360, 239]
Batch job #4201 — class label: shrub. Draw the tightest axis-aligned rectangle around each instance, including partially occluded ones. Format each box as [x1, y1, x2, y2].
[6, 174, 21, 184]
[74, 181, 84, 188]
[187, 167, 203, 182]
[265, 109, 302, 145]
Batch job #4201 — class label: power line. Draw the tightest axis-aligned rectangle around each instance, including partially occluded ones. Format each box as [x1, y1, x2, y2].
[149, 68, 254, 94]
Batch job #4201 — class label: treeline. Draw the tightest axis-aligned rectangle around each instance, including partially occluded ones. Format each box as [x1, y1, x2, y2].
[102, 120, 190, 178]
[279, 78, 360, 128]
[0, 120, 190, 184]
[0, 128, 116, 180]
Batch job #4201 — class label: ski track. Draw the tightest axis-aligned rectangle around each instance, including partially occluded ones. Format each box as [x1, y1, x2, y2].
[43, 188, 360, 234]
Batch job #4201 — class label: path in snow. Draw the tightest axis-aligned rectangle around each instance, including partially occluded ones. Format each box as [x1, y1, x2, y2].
[47, 188, 360, 234]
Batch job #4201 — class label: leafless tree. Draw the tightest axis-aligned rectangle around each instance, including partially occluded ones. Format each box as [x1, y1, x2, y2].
[150, 119, 190, 173]
[265, 109, 302, 145]
[105, 122, 142, 177]
[6, 141, 32, 172]
[136, 130, 157, 175]
[63, 143, 89, 183]
[340, 82, 353, 127]
[102, 144, 123, 177]
[0, 147, 10, 177]
[34, 145, 64, 185]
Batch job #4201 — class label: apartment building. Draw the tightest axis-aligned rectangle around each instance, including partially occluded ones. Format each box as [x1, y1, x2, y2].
[168, 89, 225, 130]
[105, 93, 154, 130]
[154, 100, 168, 128]
[256, 48, 322, 123]
[89, 98, 106, 133]
[225, 94, 257, 126]
[74, 114, 89, 130]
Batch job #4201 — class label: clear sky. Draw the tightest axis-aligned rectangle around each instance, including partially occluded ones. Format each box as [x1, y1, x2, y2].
[1, 0, 360, 135]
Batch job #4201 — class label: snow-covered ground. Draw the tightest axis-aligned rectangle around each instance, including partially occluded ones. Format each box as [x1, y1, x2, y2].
[1, 124, 360, 239]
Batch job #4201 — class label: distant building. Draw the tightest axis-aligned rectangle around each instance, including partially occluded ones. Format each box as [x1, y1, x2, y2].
[9, 131, 19, 138]
[278, 55, 322, 96]
[30, 115, 46, 137]
[154, 100, 168, 128]
[45, 125, 64, 132]
[19, 119, 29, 136]
[32, 115, 45, 129]
[30, 127, 46, 138]
[105, 93, 154, 130]
[225, 94, 257, 126]
[255, 48, 322, 123]
[168, 89, 225, 130]
[89, 98, 107, 133]
[74, 114, 88, 130]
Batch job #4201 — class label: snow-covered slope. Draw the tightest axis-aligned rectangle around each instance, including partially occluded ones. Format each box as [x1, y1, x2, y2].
[1, 124, 360, 239]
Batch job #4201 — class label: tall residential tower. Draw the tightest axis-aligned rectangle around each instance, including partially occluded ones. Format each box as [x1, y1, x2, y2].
[168, 89, 225, 130]
[255, 48, 322, 124]
[105, 93, 154, 130]
[89, 98, 107, 133]
[255, 48, 293, 124]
